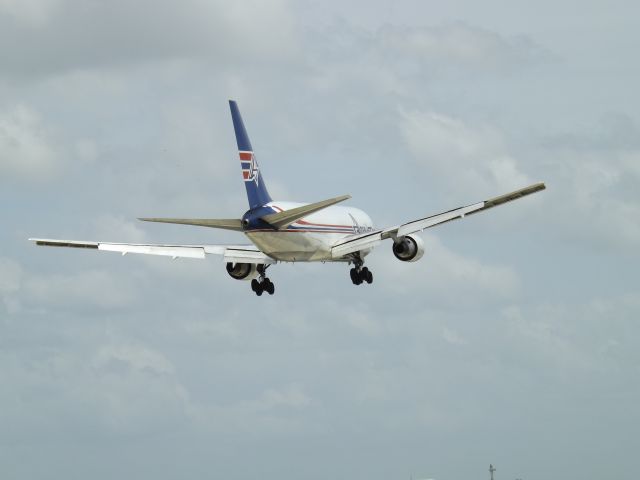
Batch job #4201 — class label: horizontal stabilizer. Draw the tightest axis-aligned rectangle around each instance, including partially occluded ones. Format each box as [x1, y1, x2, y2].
[138, 218, 244, 231]
[261, 195, 351, 230]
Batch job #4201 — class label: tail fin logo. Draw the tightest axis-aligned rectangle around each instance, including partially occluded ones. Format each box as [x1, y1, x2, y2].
[239, 151, 260, 187]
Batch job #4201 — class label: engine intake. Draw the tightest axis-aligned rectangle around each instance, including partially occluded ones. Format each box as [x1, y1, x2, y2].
[392, 235, 425, 262]
[226, 262, 259, 281]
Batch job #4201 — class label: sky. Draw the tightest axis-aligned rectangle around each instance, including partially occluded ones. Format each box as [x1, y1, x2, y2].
[1, 1, 639, 479]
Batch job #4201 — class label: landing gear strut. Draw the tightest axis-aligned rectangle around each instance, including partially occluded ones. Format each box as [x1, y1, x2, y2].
[349, 258, 373, 286]
[252, 264, 275, 296]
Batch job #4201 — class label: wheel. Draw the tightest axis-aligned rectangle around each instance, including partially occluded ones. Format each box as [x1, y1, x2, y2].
[350, 268, 359, 284]
[255, 286, 263, 296]
[265, 281, 275, 295]
[361, 267, 369, 281]
[361, 267, 372, 284]
[251, 279, 260, 292]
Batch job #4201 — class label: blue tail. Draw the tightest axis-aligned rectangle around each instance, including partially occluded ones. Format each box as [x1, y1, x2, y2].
[229, 100, 273, 209]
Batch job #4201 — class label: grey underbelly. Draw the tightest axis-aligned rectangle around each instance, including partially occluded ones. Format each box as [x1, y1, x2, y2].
[246, 231, 338, 262]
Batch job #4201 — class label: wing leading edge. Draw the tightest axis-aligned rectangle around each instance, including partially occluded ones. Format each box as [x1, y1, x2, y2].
[29, 238, 276, 264]
[331, 182, 546, 259]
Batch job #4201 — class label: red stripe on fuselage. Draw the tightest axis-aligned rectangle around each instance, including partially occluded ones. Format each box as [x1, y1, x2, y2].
[239, 152, 252, 160]
[296, 218, 352, 228]
[248, 229, 353, 233]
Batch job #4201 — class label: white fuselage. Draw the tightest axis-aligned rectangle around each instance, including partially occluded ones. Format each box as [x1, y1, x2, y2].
[245, 201, 374, 262]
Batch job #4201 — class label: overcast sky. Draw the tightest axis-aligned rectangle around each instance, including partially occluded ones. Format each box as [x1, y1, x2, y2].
[1, 1, 639, 479]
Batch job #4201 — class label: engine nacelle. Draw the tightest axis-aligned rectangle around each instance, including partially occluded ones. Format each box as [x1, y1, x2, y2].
[392, 234, 425, 262]
[226, 262, 259, 281]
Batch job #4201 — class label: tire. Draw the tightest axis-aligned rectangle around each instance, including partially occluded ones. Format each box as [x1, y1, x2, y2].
[350, 268, 359, 284]
[251, 279, 260, 292]
[365, 270, 373, 284]
[361, 267, 369, 283]
[266, 282, 275, 295]
[255, 288, 263, 296]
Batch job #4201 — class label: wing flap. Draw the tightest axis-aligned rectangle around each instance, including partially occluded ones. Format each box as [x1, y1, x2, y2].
[98, 243, 206, 258]
[261, 195, 351, 230]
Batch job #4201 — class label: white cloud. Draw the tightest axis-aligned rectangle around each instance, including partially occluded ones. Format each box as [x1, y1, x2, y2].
[501, 292, 640, 376]
[0, 256, 22, 295]
[189, 383, 316, 435]
[400, 110, 530, 196]
[0, 105, 59, 181]
[344, 307, 383, 336]
[24, 269, 136, 309]
[0, 346, 190, 440]
[376, 23, 549, 70]
[376, 233, 520, 308]
[93, 344, 175, 375]
[0, 0, 61, 27]
[255, 384, 313, 411]
[539, 116, 640, 250]
[0, 257, 22, 314]
[90, 214, 148, 243]
[441, 327, 468, 346]
[0, 0, 299, 80]
[74, 138, 98, 163]
[306, 22, 549, 98]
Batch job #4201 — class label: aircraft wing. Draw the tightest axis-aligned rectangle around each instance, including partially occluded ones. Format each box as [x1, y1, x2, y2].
[29, 238, 276, 264]
[331, 182, 546, 259]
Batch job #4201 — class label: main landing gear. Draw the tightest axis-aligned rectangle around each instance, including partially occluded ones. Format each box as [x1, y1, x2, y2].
[349, 262, 373, 286]
[251, 264, 275, 296]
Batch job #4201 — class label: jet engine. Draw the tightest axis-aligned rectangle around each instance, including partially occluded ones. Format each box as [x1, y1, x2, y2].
[226, 262, 259, 281]
[392, 235, 425, 262]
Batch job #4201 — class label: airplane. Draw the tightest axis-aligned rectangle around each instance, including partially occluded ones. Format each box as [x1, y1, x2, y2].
[30, 100, 546, 296]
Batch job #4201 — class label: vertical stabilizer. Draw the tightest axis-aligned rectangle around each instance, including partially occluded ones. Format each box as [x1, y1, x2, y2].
[229, 100, 273, 209]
